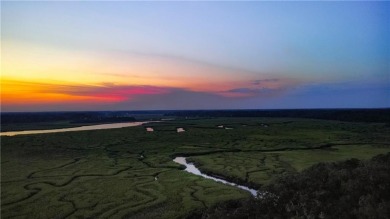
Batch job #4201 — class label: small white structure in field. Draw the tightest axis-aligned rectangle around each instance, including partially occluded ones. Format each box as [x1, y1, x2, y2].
[225, 127, 233, 130]
[146, 127, 154, 132]
[177, 128, 185, 133]
[217, 125, 224, 128]
[260, 124, 269, 128]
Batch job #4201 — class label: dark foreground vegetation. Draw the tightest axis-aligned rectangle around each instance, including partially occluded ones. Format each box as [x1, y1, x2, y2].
[202, 153, 390, 218]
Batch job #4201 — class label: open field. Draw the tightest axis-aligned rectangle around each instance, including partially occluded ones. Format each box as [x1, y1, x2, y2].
[2, 117, 390, 218]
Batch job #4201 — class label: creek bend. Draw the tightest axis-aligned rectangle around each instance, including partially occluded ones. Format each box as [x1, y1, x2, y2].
[173, 157, 258, 197]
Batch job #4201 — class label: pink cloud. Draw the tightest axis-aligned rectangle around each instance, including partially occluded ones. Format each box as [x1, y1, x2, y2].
[58, 84, 171, 102]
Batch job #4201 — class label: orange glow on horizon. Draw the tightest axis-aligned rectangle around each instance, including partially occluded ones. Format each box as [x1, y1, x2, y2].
[1, 40, 301, 107]
[1, 79, 128, 104]
[1, 75, 181, 106]
[3, 40, 284, 88]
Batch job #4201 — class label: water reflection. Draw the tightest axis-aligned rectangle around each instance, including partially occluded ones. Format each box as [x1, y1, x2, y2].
[1, 121, 154, 136]
[173, 157, 258, 196]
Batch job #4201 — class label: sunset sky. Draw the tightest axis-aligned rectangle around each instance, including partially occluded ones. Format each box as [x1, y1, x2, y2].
[2, 1, 389, 112]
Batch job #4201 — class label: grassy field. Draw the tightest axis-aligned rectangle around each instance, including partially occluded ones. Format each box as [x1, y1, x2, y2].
[1, 117, 390, 218]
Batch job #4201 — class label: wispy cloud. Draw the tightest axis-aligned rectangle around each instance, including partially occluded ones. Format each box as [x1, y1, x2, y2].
[252, 78, 280, 85]
[56, 84, 170, 101]
[219, 87, 283, 98]
[1, 79, 171, 105]
[3, 77, 388, 112]
[218, 77, 299, 97]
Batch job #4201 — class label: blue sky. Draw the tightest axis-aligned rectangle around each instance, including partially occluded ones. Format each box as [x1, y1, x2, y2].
[2, 1, 389, 111]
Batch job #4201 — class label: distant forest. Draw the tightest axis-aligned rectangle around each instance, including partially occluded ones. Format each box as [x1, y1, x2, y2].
[0, 111, 136, 124]
[165, 108, 390, 124]
[1, 108, 389, 124]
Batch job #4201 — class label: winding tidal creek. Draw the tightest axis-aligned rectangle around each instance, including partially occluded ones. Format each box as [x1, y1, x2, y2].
[173, 157, 258, 197]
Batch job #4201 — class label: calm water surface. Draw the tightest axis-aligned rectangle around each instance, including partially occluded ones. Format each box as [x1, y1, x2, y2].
[173, 157, 258, 196]
[1, 121, 154, 136]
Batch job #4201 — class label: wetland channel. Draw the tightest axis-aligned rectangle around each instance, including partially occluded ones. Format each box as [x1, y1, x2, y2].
[1, 121, 259, 197]
[173, 157, 258, 197]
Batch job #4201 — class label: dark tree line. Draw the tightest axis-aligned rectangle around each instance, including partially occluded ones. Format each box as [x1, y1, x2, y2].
[1, 111, 136, 124]
[195, 153, 390, 219]
[166, 109, 390, 124]
[2, 109, 389, 124]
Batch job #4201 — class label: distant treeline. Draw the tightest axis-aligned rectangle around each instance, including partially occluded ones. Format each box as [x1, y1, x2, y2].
[197, 153, 390, 219]
[165, 108, 390, 123]
[1, 111, 136, 124]
[1, 109, 389, 124]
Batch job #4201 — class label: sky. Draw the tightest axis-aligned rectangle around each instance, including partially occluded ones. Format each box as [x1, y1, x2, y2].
[1, 1, 389, 112]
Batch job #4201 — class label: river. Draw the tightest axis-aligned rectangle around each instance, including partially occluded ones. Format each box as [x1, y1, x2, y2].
[173, 157, 258, 197]
[0, 121, 155, 136]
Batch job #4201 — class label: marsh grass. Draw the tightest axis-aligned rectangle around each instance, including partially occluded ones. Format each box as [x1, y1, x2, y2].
[1, 118, 389, 218]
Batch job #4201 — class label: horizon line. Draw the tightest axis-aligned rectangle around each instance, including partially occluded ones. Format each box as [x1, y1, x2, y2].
[2, 107, 389, 114]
